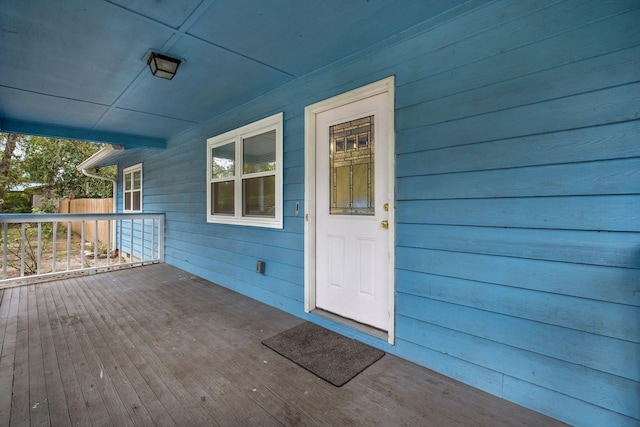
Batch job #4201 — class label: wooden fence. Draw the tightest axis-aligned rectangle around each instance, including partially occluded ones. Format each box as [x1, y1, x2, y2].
[58, 198, 113, 247]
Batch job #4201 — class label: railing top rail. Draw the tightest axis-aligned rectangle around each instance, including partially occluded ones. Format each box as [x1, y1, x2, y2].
[0, 213, 165, 223]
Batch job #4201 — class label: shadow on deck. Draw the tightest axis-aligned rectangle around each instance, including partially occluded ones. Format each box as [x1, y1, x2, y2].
[0, 264, 566, 426]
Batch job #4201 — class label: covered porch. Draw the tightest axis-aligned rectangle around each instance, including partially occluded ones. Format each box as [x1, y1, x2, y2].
[0, 264, 564, 426]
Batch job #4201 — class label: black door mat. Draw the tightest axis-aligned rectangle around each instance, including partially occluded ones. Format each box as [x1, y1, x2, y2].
[262, 322, 385, 387]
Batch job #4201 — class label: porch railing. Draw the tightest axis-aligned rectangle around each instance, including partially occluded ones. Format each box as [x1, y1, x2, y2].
[0, 213, 164, 285]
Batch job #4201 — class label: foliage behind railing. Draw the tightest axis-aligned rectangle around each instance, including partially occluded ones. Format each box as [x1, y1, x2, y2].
[0, 213, 164, 285]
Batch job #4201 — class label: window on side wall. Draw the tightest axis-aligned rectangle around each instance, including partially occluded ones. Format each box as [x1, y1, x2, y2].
[123, 163, 142, 212]
[207, 113, 283, 228]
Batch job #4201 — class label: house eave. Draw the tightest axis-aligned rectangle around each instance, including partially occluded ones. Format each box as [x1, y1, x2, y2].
[76, 144, 125, 171]
[0, 119, 166, 150]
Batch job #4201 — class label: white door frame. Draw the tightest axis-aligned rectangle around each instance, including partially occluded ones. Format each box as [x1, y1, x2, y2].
[304, 76, 395, 344]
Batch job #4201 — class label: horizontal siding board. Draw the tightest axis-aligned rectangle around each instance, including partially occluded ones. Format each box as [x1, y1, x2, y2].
[284, 182, 304, 200]
[396, 196, 640, 231]
[400, 46, 640, 127]
[164, 237, 304, 286]
[143, 169, 203, 187]
[393, 338, 505, 398]
[163, 246, 303, 302]
[394, 0, 639, 97]
[143, 202, 202, 214]
[144, 191, 204, 205]
[396, 246, 640, 310]
[368, 0, 557, 87]
[167, 217, 303, 248]
[283, 148, 304, 169]
[396, 313, 640, 419]
[140, 145, 200, 169]
[144, 171, 205, 190]
[165, 255, 304, 316]
[397, 158, 640, 199]
[397, 12, 640, 110]
[397, 224, 640, 269]
[283, 165, 304, 184]
[397, 270, 640, 380]
[397, 282, 638, 347]
[502, 376, 640, 427]
[165, 227, 303, 269]
[396, 120, 640, 176]
[397, 83, 640, 154]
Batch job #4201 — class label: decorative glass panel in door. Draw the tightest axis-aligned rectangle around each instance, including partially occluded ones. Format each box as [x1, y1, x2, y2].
[329, 115, 374, 215]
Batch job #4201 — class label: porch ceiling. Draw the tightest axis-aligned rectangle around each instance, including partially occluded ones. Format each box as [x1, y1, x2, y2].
[0, 0, 467, 149]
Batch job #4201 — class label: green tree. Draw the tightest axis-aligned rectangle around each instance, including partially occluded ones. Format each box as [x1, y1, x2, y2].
[0, 133, 116, 213]
[0, 133, 26, 213]
[20, 136, 116, 200]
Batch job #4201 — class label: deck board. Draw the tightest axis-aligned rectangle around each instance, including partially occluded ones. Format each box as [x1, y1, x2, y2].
[35, 281, 72, 426]
[0, 264, 568, 426]
[10, 287, 30, 426]
[27, 286, 50, 426]
[0, 288, 18, 426]
[41, 284, 93, 426]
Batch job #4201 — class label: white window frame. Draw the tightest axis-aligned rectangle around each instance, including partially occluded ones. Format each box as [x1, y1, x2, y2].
[123, 163, 143, 212]
[206, 112, 283, 228]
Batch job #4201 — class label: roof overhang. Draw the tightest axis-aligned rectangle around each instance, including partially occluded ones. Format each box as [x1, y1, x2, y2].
[0, 119, 165, 150]
[76, 144, 125, 171]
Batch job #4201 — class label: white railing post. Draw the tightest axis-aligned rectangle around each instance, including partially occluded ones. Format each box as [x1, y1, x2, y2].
[139, 219, 143, 262]
[158, 216, 164, 263]
[36, 222, 42, 275]
[93, 220, 99, 270]
[20, 223, 26, 277]
[2, 222, 8, 280]
[107, 220, 112, 267]
[0, 213, 165, 285]
[52, 222, 58, 273]
[81, 221, 85, 270]
[66, 221, 72, 271]
[129, 218, 134, 262]
[118, 218, 123, 265]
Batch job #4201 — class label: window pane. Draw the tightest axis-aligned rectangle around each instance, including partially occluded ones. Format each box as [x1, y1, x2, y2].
[133, 171, 142, 190]
[211, 181, 234, 215]
[243, 175, 275, 217]
[125, 172, 132, 191]
[352, 163, 372, 209]
[132, 190, 141, 211]
[211, 142, 235, 179]
[125, 194, 131, 210]
[329, 115, 375, 215]
[243, 130, 276, 174]
[334, 166, 350, 210]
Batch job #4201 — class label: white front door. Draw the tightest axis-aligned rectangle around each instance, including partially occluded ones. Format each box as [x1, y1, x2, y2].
[307, 81, 394, 333]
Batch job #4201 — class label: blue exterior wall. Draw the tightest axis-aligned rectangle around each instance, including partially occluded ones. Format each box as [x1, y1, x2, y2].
[115, 1, 640, 425]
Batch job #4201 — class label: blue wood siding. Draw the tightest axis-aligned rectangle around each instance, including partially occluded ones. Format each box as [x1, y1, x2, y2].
[115, 1, 640, 425]
[117, 218, 162, 261]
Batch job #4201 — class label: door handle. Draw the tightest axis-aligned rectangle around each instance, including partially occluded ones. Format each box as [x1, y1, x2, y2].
[381, 220, 389, 229]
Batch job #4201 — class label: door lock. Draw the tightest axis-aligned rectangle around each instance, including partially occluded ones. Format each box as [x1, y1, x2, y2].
[381, 220, 389, 229]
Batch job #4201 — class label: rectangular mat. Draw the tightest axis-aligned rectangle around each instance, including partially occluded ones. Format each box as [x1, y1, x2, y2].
[262, 322, 385, 387]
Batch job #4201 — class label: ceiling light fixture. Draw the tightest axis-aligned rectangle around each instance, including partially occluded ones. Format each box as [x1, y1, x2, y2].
[147, 52, 181, 80]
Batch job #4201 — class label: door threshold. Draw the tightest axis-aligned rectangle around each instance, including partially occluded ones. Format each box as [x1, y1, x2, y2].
[311, 309, 388, 341]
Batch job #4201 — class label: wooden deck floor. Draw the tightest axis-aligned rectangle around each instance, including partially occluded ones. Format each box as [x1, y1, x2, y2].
[0, 264, 567, 426]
